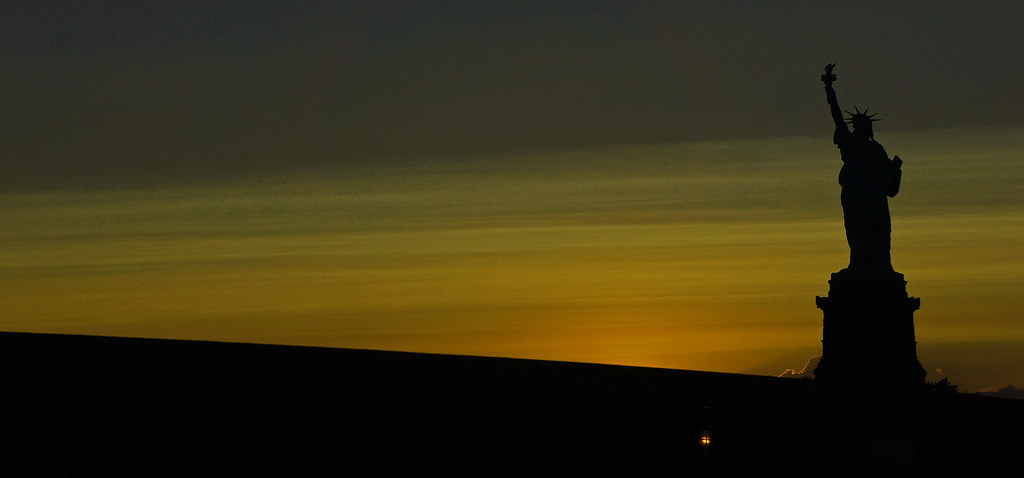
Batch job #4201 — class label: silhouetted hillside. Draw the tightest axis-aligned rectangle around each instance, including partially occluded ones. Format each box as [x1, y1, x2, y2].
[0, 331, 1020, 476]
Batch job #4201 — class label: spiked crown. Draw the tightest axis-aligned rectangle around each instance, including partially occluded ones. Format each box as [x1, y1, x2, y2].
[844, 105, 881, 128]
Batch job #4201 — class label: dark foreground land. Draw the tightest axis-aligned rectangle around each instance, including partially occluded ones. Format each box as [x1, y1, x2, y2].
[0, 331, 1021, 476]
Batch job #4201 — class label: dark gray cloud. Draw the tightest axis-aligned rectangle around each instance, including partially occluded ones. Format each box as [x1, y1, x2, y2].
[3, 1, 1023, 188]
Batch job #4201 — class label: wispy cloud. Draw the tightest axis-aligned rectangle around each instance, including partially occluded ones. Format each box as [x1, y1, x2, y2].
[3, 129, 1024, 385]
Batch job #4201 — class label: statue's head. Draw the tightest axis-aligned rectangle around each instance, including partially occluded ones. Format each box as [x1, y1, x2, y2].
[845, 106, 879, 139]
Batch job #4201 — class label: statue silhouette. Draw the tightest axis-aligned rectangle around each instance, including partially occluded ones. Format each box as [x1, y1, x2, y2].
[822, 63, 903, 278]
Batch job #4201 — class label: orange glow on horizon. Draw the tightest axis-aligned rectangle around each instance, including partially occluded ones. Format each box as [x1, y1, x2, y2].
[3, 129, 1024, 391]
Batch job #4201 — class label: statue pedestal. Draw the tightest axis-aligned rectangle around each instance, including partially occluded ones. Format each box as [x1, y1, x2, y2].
[813, 271, 926, 386]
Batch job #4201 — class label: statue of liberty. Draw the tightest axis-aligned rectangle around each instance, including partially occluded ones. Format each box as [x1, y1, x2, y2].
[822, 63, 904, 278]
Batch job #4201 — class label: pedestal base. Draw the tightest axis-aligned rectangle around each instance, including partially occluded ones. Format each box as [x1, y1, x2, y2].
[813, 271, 926, 386]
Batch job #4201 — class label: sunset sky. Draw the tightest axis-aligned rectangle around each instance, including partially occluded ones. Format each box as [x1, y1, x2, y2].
[3, 1, 1024, 392]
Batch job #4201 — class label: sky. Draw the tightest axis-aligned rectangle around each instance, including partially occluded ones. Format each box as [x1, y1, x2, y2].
[3, 1, 1024, 392]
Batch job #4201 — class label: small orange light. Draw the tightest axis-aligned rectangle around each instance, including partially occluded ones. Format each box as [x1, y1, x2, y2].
[700, 431, 711, 446]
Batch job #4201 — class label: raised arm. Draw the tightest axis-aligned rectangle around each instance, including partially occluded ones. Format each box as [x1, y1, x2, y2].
[822, 63, 846, 131]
